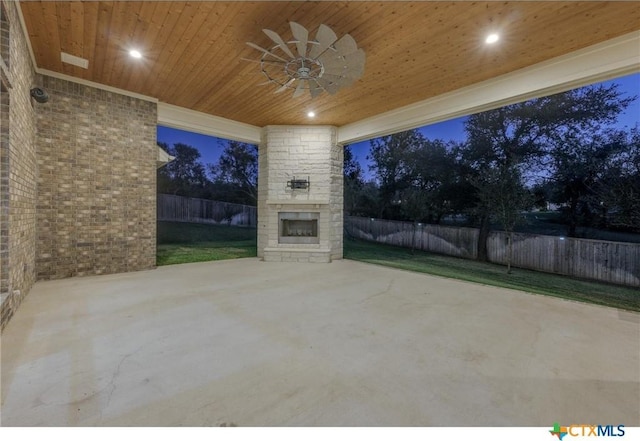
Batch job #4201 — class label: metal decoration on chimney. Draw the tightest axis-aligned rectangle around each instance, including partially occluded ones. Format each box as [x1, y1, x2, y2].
[287, 176, 310, 190]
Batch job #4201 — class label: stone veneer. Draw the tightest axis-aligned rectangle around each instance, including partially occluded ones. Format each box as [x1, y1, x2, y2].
[257, 126, 343, 262]
[35, 76, 157, 279]
[1, 0, 38, 330]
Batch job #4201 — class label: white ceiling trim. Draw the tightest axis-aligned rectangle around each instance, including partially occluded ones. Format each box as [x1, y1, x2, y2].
[158, 103, 262, 145]
[338, 31, 640, 144]
[37, 68, 158, 103]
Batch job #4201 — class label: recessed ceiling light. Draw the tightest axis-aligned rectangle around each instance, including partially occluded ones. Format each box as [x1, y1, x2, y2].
[129, 49, 142, 59]
[485, 33, 499, 44]
[307, 111, 316, 118]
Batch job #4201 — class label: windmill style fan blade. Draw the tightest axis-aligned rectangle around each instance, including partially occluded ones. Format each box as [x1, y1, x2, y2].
[319, 57, 346, 75]
[246, 42, 288, 62]
[320, 50, 365, 79]
[263, 29, 296, 58]
[309, 81, 324, 98]
[308, 24, 337, 59]
[245, 21, 364, 98]
[339, 50, 366, 78]
[319, 73, 344, 82]
[293, 79, 308, 98]
[316, 77, 341, 95]
[289, 22, 309, 57]
[333, 33, 358, 55]
[318, 54, 347, 76]
[275, 78, 296, 93]
[319, 73, 350, 88]
[240, 57, 286, 67]
[321, 73, 355, 89]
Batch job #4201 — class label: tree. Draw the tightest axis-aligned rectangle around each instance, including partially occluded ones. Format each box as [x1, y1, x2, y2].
[404, 138, 458, 224]
[591, 127, 640, 232]
[368, 130, 423, 219]
[457, 138, 532, 262]
[548, 128, 629, 236]
[475, 167, 532, 272]
[344, 145, 365, 215]
[157, 142, 209, 196]
[209, 141, 258, 205]
[394, 138, 460, 254]
[352, 180, 383, 219]
[460, 83, 633, 259]
[530, 182, 553, 211]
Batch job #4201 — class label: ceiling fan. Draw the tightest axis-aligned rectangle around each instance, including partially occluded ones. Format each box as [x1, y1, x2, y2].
[245, 22, 366, 99]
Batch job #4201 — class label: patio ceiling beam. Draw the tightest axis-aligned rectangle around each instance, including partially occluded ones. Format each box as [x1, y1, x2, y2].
[337, 31, 640, 145]
[157, 103, 262, 145]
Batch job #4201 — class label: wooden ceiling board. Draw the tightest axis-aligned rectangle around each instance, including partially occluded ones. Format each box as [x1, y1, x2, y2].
[80, 1, 99, 75]
[116, 1, 152, 89]
[167, 2, 279, 105]
[136, 2, 181, 94]
[20, 1, 640, 127]
[91, 1, 114, 82]
[39, 2, 62, 70]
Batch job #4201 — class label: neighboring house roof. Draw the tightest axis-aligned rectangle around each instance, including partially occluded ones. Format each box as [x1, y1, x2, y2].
[157, 146, 175, 169]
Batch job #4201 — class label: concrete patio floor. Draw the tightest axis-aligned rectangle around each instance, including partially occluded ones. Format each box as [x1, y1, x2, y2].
[1, 258, 638, 427]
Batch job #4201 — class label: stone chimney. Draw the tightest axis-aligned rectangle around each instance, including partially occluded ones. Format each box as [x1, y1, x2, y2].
[257, 126, 343, 262]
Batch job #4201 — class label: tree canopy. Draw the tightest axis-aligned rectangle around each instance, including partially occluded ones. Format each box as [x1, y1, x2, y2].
[345, 81, 638, 249]
[157, 140, 258, 206]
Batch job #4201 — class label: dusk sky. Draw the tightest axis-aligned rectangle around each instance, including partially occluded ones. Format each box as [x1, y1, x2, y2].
[158, 72, 639, 180]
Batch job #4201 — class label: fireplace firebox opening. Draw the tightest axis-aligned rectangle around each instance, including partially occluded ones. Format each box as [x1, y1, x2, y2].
[279, 212, 319, 244]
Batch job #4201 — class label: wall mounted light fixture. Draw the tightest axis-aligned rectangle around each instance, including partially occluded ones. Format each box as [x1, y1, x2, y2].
[30, 87, 49, 103]
[287, 176, 310, 190]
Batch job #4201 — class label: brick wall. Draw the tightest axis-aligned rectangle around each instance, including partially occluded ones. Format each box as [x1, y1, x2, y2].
[0, 0, 157, 330]
[1, 0, 38, 330]
[1, 81, 8, 297]
[35, 76, 157, 279]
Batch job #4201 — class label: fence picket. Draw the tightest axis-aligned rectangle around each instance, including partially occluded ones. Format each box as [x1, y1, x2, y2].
[345, 216, 640, 287]
[157, 194, 257, 227]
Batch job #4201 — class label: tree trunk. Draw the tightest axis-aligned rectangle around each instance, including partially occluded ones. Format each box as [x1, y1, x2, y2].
[477, 213, 490, 262]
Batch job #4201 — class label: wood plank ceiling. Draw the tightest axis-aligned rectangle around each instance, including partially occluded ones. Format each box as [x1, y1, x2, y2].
[20, 1, 640, 127]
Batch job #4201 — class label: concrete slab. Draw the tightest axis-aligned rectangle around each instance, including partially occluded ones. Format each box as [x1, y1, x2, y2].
[1, 258, 638, 426]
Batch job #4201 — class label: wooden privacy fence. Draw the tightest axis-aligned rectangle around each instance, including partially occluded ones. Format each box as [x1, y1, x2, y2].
[345, 216, 640, 287]
[158, 194, 257, 227]
[346, 216, 479, 259]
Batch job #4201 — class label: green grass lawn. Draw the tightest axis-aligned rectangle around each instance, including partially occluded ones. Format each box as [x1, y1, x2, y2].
[156, 221, 639, 311]
[344, 238, 639, 312]
[156, 221, 257, 265]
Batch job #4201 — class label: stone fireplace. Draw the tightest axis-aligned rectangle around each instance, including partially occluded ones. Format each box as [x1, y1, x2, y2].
[257, 126, 343, 263]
